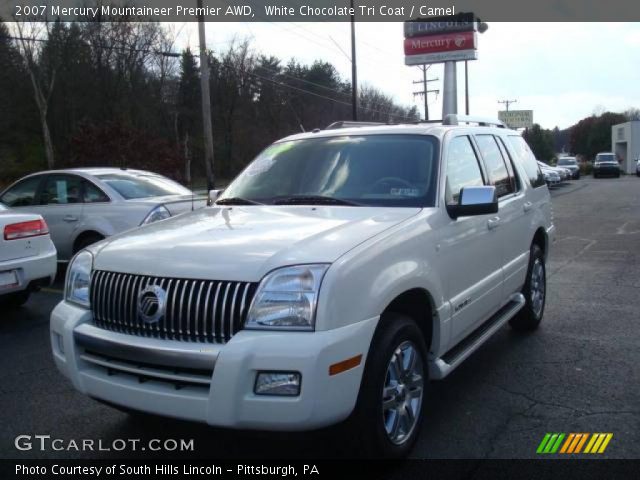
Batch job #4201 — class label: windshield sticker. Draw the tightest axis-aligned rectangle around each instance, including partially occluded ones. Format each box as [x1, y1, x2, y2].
[245, 142, 294, 177]
[390, 188, 421, 197]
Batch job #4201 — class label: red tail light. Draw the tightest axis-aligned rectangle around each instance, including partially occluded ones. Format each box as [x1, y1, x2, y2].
[3, 219, 49, 241]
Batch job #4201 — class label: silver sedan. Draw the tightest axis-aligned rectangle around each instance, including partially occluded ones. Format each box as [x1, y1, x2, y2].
[0, 168, 206, 261]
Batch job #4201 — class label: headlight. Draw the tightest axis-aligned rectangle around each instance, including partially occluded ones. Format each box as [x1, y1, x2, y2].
[245, 264, 329, 330]
[65, 250, 93, 308]
[141, 205, 171, 225]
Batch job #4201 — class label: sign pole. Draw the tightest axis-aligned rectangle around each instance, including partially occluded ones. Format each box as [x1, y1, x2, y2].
[464, 60, 469, 114]
[442, 61, 458, 117]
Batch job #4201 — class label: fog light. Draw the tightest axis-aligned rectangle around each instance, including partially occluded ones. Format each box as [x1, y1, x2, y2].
[54, 332, 64, 355]
[254, 371, 301, 396]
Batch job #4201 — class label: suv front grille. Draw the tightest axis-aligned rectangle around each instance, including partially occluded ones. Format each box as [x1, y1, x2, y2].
[90, 271, 257, 343]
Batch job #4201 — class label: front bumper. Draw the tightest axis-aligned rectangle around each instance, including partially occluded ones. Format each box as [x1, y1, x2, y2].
[594, 165, 620, 175]
[51, 301, 378, 431]
[0, 247, 56, 295]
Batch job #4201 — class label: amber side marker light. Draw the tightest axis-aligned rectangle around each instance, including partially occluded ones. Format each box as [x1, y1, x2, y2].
[329, 354, 363, 376]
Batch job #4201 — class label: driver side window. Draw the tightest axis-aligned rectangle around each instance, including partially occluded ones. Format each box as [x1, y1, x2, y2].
[445, 136, 485, 204]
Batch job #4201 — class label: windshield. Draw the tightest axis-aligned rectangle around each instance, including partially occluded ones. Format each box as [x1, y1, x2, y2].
[557, 158, 577, 166]
[96, 173, 191, 200]
[595, 154, 616, 163]
[219, 135, 439, 207]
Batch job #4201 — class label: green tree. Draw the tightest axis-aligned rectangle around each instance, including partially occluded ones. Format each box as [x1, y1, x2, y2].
[523, 124, 555, 162]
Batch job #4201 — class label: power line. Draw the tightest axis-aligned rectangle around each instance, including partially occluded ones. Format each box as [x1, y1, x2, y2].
[1, 34, 180, 57]
[248, 70, 415, 121]
[498, 99, 518, 111]
[256, 64, 352, 100]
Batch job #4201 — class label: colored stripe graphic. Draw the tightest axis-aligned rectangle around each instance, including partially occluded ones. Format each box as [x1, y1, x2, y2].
[537, 433, 613, 454]
[537, 433, 565, 454]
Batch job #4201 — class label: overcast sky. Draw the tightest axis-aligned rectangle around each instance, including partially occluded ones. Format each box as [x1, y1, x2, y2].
[174, 22, 640, 130]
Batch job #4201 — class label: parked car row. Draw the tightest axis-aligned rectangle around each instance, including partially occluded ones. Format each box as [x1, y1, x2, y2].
[537, 160, 574, 186]
[0, 168, 206, 262]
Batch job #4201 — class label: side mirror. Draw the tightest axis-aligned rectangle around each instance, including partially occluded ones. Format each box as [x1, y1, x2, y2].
[447, 186, 498, 220]
[208, 189, 222, 205]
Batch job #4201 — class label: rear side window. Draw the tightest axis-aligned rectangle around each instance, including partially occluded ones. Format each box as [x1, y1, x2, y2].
[40, 175, 83, 205]
[83, 181, 110, 203]
[507, 136, 546, 188]
[475, 135, 515, 198]
[445, 136, 485, 204]
[0, 176, 42, 207]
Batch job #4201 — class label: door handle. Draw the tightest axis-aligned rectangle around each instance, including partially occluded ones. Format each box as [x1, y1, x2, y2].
[487, 217, 501, 230]
[63, 215, 78, 222]
[523, 201, 533, 213]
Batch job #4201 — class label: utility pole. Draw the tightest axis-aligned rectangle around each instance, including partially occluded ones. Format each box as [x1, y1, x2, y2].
[498, 99, 517, 111]
[464, 61, 469, 114]
[197, 0, 215, 191]
[350, 0, 357, 120]
[412, 65, 439, 121]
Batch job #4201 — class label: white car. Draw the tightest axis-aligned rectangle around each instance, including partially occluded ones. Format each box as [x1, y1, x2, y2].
[51, 116, 554, 458]
[0, 203, 57, 306]
[0, 168, 206, 261]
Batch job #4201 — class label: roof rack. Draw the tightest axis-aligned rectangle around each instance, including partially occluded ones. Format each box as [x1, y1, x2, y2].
[325, 121, 389, 130]
[443, 114, 506, 128]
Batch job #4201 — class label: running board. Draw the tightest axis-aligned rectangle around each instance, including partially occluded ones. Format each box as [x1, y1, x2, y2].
[430, 293, 525, 380]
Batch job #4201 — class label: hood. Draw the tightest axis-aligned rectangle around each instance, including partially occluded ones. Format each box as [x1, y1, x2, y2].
[93, 205, 421, 281]
[127, 194, 208, 216]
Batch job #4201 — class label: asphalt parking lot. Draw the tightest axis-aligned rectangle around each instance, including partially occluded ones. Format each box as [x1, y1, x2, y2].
[2, 176, 639, 460]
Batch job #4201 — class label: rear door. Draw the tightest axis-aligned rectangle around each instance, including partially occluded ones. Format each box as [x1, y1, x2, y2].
[474, 134, 530, 300]
[438, 134, 504, 345]
[30, 174, 85, 260]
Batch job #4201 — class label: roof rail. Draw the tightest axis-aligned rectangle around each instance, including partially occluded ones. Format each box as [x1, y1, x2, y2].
[325, 121, 387, 129]
[443, 114, 506, 128]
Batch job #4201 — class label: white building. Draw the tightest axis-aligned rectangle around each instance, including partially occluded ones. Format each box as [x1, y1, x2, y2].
[612, 121, 640, 174]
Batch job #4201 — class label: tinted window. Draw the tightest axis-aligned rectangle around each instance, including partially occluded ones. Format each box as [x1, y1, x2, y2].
[445, 136, 484, 204]
[507, 136, 546, 188]
[496, 136, 521, 192]
[40, 175, 83, 205]
[96, 174, 190, 200]
[0, 176, 43, 207]
[558, 157, 578, 165]
[594, 154, 615, 163]
[83, 181, 110, 203]
[221, 135, 439, 207]
[475, 135, 514, 198]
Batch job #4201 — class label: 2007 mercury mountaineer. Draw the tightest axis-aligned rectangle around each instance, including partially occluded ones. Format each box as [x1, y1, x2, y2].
[51, 115, 555, 458]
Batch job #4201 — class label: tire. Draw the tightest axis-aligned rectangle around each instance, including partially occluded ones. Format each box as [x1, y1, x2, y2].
[73, 232, 104, 254]
[510, 244, 546, 332]
[349, 314, 428, 458]
[1, 290, 31, 308]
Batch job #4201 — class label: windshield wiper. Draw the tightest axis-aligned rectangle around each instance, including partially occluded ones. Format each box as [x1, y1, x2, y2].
[272, 195, 361, 206]
[216, 197, 263, 206]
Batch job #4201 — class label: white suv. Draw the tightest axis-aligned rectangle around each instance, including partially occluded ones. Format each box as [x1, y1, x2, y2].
[51, 115, 555, 458]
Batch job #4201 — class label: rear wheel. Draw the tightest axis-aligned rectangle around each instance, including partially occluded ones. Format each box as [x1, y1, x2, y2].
[73, 232, 104, 254]
[350, 314, 427, 458]
[510, 244, 546, 332]
[1, 290, 31, 308]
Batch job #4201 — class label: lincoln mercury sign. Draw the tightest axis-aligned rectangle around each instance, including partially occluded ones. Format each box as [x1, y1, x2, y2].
[498, 110, 534, 129]
[404, 12, 479, 65]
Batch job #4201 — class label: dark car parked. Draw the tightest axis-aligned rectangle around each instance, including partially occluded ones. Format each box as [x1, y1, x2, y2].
[593, 153, 621, 178]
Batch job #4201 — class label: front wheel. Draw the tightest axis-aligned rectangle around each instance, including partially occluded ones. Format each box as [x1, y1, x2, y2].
[510, 244, 546, 332]
[349, 314, 428, 458]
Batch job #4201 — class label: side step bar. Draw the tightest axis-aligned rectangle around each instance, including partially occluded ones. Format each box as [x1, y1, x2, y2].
[430, 293, 525, 380]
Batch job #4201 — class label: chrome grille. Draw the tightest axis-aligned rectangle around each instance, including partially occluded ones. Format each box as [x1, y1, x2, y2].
[90, 271, 257, 343]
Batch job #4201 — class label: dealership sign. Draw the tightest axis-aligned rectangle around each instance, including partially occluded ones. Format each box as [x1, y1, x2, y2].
[404, 12, 476, 38]
[498, 110, 534, 129]
[404, 12, 479, 66]
[404, 31, 477, 56]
